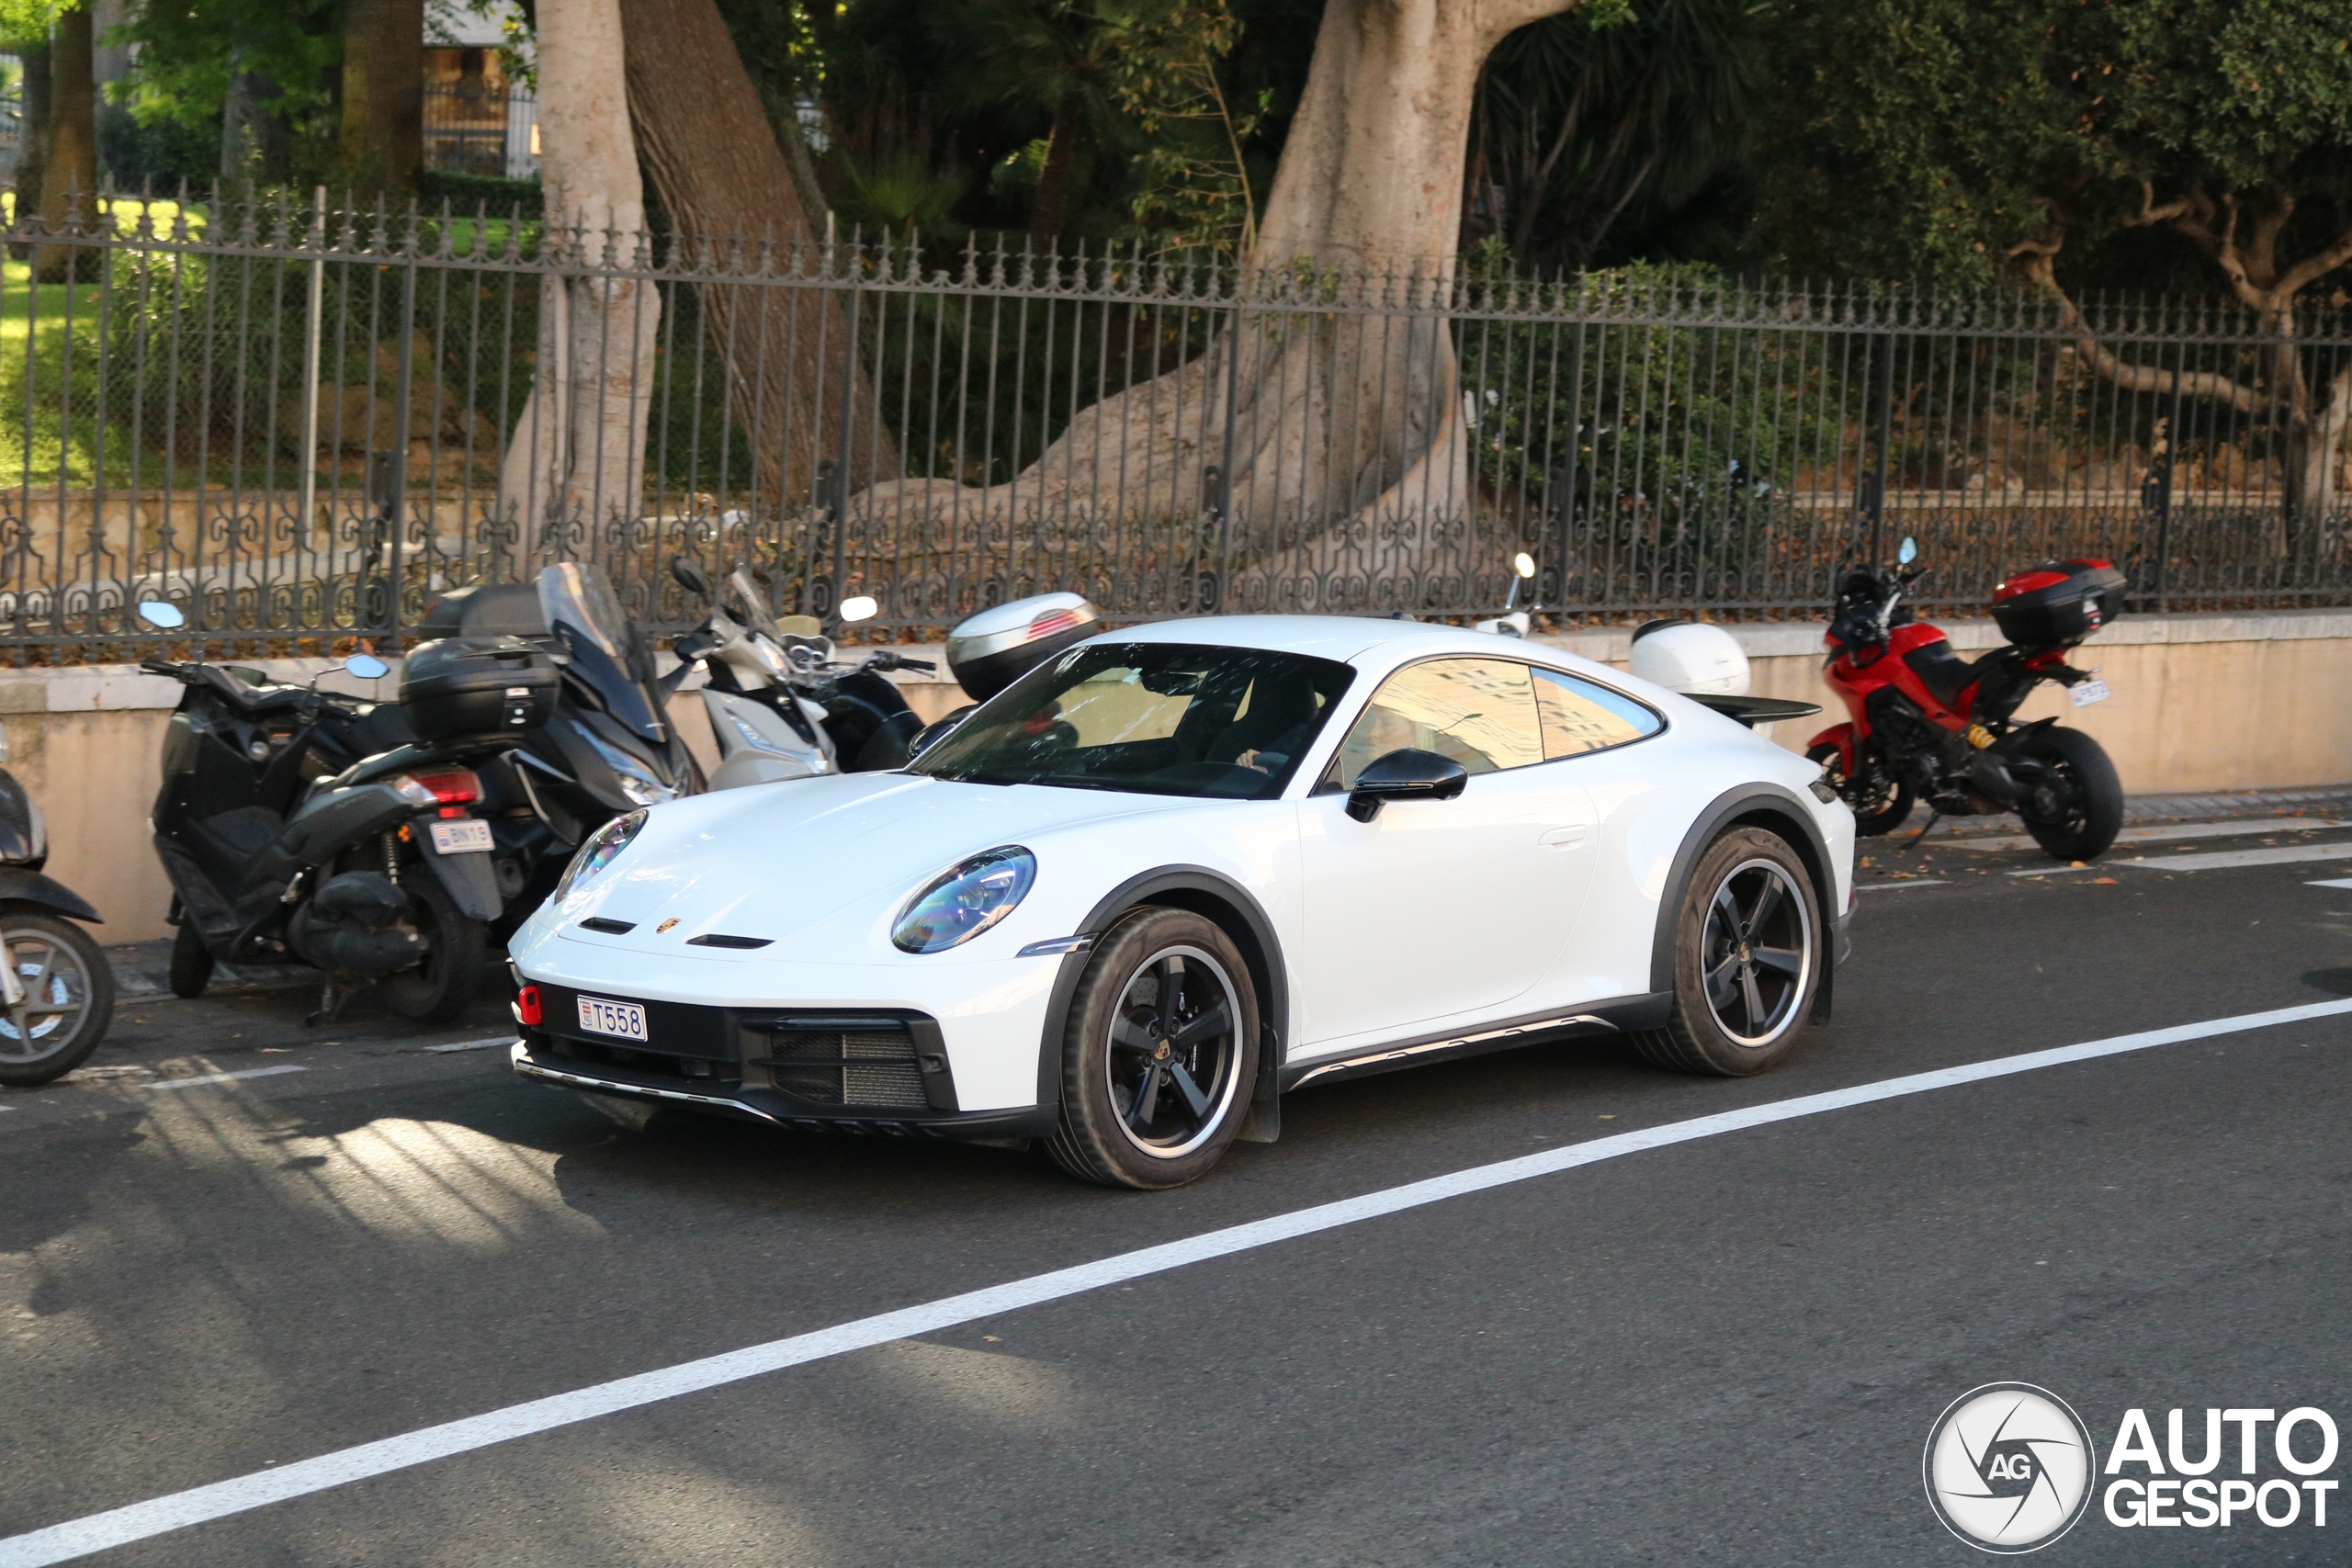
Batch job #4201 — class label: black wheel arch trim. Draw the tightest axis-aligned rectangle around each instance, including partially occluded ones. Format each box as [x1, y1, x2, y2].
[0, 869, 102, 924]
[1035, 864, 1290, 1126]
[1649, 784, 1840, 1024]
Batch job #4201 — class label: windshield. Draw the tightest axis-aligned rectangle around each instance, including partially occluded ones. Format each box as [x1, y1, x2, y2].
[910, 641, 1355, 799]
[723, 567, 781, 638]
[537, 562, 630, 658]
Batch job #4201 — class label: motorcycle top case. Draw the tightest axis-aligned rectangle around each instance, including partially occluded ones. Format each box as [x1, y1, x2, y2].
[400, 637, 559, 743]
[945, 592, 1102, 701]
[1989, 558, 2127, 652]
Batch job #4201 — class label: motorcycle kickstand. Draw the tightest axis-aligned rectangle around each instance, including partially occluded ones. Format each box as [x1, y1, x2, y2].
[306, 979, 356, 1028]
[1900, 808, 1944, 853]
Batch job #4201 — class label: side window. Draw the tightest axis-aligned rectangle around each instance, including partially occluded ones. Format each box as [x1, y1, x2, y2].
[1533, 667, 1663, 759]
[1320, 658, 1544, 790]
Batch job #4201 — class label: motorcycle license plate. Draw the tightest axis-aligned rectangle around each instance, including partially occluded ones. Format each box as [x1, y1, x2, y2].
[576, 995, 648, 1042]
[2068, 679, 2111, 708]
[428, 818, 494, 854]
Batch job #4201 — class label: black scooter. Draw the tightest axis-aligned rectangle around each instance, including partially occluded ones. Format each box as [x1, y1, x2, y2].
[0, 716, 114, 1086]
[137, 601, 528, 1024]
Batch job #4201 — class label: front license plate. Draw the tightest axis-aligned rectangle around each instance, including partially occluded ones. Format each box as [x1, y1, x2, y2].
[2068, 678, 2111, 707]
[576, 996, 648, 1042]
[429, 818, 494, 854]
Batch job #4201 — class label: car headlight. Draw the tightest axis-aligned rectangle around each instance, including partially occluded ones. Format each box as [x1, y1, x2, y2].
[556, 808, 648, 901]
[892, 847, 1035, 953]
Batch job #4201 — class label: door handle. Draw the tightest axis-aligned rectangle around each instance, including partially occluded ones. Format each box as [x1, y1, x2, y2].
[1540, 826, 1588, 850]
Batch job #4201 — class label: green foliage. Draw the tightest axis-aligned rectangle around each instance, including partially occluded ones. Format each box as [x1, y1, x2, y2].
[1105, 0, 1262, 256]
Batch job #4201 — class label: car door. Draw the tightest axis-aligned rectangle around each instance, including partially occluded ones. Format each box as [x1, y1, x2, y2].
[1294, 657, 1600, 1052]
[1526, 666, 1674, 1003]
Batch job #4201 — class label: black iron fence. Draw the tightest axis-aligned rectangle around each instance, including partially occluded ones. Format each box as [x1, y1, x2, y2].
[3, 189, 2348, 659]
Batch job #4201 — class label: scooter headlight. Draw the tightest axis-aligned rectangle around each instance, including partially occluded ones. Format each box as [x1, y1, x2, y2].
[892, 847, 1035, 953]
[556, 809, 648, 901]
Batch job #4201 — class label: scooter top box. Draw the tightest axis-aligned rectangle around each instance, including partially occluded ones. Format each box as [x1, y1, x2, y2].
[1989, 558, 2127, 652]
[401, 636, 559, 743]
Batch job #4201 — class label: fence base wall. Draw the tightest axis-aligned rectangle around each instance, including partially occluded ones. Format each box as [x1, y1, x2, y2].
[6, 612, 2342, 944]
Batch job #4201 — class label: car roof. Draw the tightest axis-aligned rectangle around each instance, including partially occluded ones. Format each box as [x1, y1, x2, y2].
[1096, 615, 1553, 668]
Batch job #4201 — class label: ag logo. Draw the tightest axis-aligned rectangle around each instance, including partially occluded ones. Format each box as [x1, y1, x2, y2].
[1925, 1383, 2098, 1552]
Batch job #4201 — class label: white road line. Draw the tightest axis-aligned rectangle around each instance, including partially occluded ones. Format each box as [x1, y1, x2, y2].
[1854, 880, 1949, 893]
[1939, 818, 2348, 852]
[2008, 840, 2352, 876]
[2308, 879, 2352, 890]
[421, 1036, 518, 1055]
[5, 996, 2349, 1568]
[139, 1066, 308, 1092]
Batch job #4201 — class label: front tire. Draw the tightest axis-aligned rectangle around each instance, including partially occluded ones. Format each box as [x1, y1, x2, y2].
[1808, 742, 1913, 836]
[168, 919, 215, 998]
[1045, 908, 1260, 1190]
[2017, 726, 2123, 862]
[0, 913, 117, 1087]
[377, 874, 487, 1024]
[1634, 828, 1824, 1077]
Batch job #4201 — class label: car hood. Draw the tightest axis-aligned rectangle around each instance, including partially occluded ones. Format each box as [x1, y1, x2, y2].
[536, 772, 1185, 960]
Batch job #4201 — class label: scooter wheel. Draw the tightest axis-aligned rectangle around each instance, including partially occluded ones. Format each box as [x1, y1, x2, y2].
[378, 874, 488, 1025]
[168, 919, 214, 998]
[0, 912, 118, 1087]
[1806, 743, 1913, 836]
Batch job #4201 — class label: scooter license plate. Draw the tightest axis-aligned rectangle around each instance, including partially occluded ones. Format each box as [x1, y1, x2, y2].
[576, 996, 649, 1042]
[2068, 678, 2111, 707]
[428, 819, 494, 854]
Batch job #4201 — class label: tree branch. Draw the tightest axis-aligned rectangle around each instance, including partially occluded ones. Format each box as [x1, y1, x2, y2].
[2275, 221, 2352, 301]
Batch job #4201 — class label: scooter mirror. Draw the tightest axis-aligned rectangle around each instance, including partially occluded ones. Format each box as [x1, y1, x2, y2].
[670, 556, 712, 597]
[838, 595, 879, 625]
[1897, 536, 1918, 566]
[137, 600, 185, 629]
[1513, 551, 1537, 580]
[343, 653, 391, 680]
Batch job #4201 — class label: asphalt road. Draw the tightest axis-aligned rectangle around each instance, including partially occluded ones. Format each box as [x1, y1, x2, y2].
[4, 815, 2351, 1565]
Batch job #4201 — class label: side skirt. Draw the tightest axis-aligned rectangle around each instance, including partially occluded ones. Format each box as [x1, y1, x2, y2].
[1278, 993, 1671, 1093]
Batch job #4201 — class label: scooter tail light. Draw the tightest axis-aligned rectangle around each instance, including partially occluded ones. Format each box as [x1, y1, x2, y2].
[514, 985, 543, 1027]
[389, 769, 482, 807]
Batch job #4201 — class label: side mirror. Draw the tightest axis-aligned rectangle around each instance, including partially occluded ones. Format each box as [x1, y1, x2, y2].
[1345, 747, 1469, 823]
[671, 556, 712, 597]
[838, 594, 879, 625]
[1897, 536, 1918, 566]
[1513, 551, 1537, 580]
[343, 653, 391, 681]
[137, 600, 186, 630]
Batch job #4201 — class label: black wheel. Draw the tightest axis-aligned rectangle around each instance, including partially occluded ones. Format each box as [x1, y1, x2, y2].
[1045, 908, 1260, 1190]
[1808, 742, 1912, 836]
[0, 913, 117, 1087]
[377, 874, 487, 1024]
[2017, 726, 2123, 861]
[1634, 828, 1824, 1077]
[168, 919, 214, 999]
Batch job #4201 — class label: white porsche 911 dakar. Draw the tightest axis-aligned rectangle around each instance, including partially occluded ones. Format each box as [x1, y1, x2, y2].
[506, 615, 1855, 1190]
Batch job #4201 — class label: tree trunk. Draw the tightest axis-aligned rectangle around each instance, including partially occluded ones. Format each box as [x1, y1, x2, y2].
[35, 6, 97, 283]
[12, 41, 52, 252]
[1030, 98, 1081, 243]
[497, 0, 662, 552]
[617, 0, 900, 516]
[338, 0, 424, 196]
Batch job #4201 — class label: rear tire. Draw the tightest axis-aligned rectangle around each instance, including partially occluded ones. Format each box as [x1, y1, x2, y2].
[168, 919, 214, 999]
[1807, 742, 1913, 836]
[378, 874, 486, 1024]
[2017, 727, 2123, 862]
[1633, 828, 1824, 1077]
[1044, 908, 1260, 1190]
[0, 913, 117, 1087]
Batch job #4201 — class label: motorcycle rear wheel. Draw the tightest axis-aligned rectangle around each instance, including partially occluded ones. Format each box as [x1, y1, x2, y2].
[2017, 726, 2123, 862]
[1807, 742, 1914, 836]
[378, 874, 487, 1024]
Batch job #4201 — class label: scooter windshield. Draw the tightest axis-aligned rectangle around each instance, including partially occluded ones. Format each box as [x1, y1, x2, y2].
[722, 568, 782, 639]
[537, 562, 665, 743]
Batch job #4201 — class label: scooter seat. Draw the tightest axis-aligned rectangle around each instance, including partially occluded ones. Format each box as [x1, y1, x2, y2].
[1901, 639, 1980, 709]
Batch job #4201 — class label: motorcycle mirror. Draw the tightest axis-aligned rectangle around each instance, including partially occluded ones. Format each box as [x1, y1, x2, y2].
[670, 556, 712, 597]
[343, 652, 391, 681]
[1512, 551, 1536, 580]
[1896, 536, 1918, 566]
[838, 595, 879, 625]
[137, 600, 185, 630]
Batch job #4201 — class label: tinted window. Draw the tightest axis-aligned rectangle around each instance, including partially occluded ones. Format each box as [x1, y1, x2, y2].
[1320, 658, 1545, 791]
[1533, 667, 1663, 758]
[910, 641, 1354, 799]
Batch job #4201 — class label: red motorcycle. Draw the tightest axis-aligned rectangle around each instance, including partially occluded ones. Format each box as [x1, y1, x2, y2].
[1807, 539, 2127, 861]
